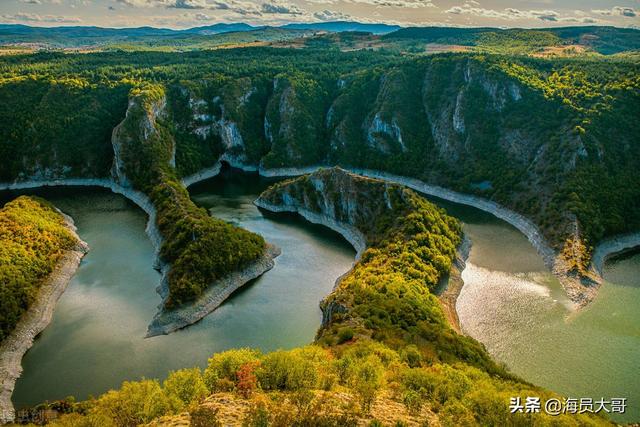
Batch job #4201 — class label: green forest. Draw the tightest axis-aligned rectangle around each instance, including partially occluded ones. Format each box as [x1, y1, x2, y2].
[0, 196, 77, 342]
[1, 46, 637, 275]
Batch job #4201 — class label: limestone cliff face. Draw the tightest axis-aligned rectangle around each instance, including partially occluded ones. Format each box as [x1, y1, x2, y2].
[256, 167, 407, 244]
[110, 90, 170, 190]
[255, 167, 468, 339]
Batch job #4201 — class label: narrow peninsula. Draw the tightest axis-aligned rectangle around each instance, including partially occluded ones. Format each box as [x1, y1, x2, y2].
[0, 196, 88, 424]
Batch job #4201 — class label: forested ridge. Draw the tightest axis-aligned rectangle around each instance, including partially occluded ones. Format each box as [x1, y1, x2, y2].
[111, 84, 267, 307]
[0, 196, 77, 342]
[0, 47, 637, 277]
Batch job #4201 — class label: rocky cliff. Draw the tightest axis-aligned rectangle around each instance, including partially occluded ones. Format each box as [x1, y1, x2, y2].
[1, 53, 638, 306]
[255, 167, 503, 373]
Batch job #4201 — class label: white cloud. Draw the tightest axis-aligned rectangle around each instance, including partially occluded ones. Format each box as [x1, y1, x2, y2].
[261, 2, 305, 15]
[313, 9, 351, 20]
[592, 6, 637, 17]
[19, 0, 43, 4]
[306, 0, 434, 8]
[1, 13, 82, 23]
[445, 4, 603, 23]
[115, 0, 306, 16]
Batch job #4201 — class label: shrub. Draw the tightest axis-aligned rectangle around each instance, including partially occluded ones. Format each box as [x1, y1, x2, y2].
[439, 399, 476, 427]
[236, 362, 259, 398]
[257, 350, 318, 391]
[337, 328, 354, 344]
[243, 402, 270, 427]
[163, 368, 208, 410]
[349, 355, 385, 413]
[90, 380, 171, 427]
[400, 345, 422, 368]
[402, 389, 422, 415]
[204, 348, 261, 391]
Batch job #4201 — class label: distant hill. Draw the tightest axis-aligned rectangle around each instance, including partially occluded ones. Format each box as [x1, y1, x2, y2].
[384, 26, 640, 54]
[0, 21, 400, 48]
[1, 23, 639, 54]
[183, 23, 259, 35]
[280, 21, 400, 35]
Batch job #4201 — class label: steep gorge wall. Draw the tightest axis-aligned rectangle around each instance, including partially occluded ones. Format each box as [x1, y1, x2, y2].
[1, 55, 638, 305]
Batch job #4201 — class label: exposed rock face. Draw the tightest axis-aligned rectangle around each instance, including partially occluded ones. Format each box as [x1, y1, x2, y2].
[366, 112, 406, 153]
[255, 168, 402, 251]
[452, 90, 465, 134]
[111, 93, 169, 188]
[254, 167, 465, 331]
[319, 300, 348, 329]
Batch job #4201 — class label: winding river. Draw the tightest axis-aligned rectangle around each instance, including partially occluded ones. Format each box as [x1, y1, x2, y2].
[2, 169, 639, 422]
[4, 172, 355, 408]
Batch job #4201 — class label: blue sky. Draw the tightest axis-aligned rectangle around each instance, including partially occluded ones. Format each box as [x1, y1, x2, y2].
[0, 0, 638, 28]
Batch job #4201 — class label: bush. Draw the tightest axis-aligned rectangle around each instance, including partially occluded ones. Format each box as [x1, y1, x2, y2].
[439, 399, 476, 427]
[257, 350, 318, 391]
[90, 380, 171, 427]
[236, 362, 259, 398]
[400, 345, 422, 368]
[204, 348, 261, 391]
[402, 389, 422, 415]
[163, 368, 208, 410]
[349, 355, 385, 413]
[337, 328, 354, 344]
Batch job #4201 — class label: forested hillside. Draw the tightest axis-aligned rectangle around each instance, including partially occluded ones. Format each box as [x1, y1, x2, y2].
[0, 196, 77, 342]
[0, 47, 638, 295]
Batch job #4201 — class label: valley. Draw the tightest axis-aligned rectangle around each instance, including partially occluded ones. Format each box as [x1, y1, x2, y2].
[0, 21, 638, 426]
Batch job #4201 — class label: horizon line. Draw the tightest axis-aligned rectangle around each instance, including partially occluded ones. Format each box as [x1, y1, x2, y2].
[0, 21, 637, 32]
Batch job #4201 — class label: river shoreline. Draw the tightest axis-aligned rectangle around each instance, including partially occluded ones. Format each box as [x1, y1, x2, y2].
[254, 182, 470, 335]
[3, 160, 639, 323]
[437, 236, 471, 334]
[0, 213, 88, 425]
[197, 162, 639, 308]
[0, 178, 284, 340]
[146, 244, 281, 337]
[253, 199, 367, 261]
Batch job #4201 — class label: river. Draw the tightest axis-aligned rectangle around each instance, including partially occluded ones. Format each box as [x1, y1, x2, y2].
[440, 200, 640, 423]
[2, 170, 639, 422]
[5, 172, 355, 408]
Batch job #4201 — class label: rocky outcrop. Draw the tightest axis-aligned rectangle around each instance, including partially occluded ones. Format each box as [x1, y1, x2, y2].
[0, 213, 88, 425]
[254, 198, 366, 260]
[366, 112, 406, 153]
[111, 95, 169, 187]
[254, 167, 467, 340]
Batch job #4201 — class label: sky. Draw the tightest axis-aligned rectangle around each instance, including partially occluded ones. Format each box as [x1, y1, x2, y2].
[0, 0, 639, 29]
